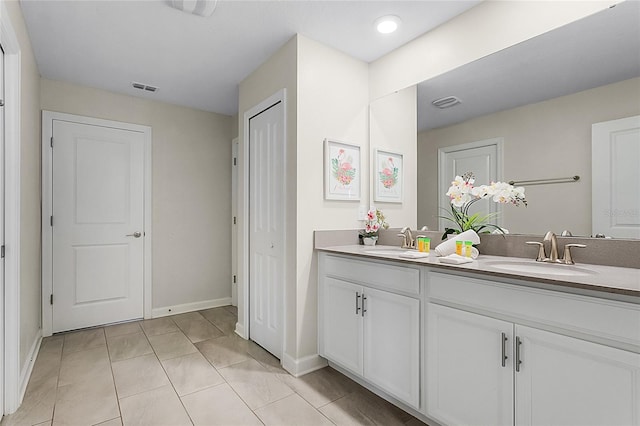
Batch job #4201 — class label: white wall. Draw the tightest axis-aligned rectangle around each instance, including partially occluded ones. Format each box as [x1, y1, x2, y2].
[369, 86, 417, 228]
[5, 0, 42, 379]
[418, 77, 640, 236]
[296, 35, 369, 359]
[369, 0, 616, 100]
[40, 79, 234, 312]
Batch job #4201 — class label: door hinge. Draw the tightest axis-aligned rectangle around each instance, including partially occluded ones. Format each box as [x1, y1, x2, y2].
[50, 136, 53, 148]
[233, 216, 236, 225]
[50, 294, 53, 305]
[50, 216, 53, 227]
[233, 275, 237, 284]
[0, 99, 5, 107]
[0, 245, 5, 259]
[233, 157, 237, 166]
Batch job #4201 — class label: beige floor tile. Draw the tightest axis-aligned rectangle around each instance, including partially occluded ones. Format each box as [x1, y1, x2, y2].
[40, 335, 64, 354]
[223, 305, 238, 316]
[319, 389, 411, 426]
[404, 417, 431, 426]
[200, 307, 237, 335]
[28, 349, 63, 391]
[247, 341, 285, 373]
[107, 331, 153, 362]
[62, 328, 106, 355]
[219, 358, 294, 410]
[255, 393, 335, 426]
[95, 418, 123, 426]
[148, 331, 198, 360]
[119, 385, 192, 426]
[195, 335, 250, 368]
[140, 317, 179, 336]
[181, 383, 262, 426]
[173, 312, 224, 343]
[277, 367, 358, 408]
[58, 346, 112, 387]
[52, 374, 119, 426]
[33, 422, 52, 426]
[112, 353, 170, 398]
[104, 321, 142, 338]
[161, 352, 224, 396]
[1, 375, 57, 426]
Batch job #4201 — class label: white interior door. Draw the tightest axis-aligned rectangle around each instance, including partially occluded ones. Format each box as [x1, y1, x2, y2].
[592, 115, 640, 238]
[439, 139, 501, 231]
[249, 102, 284, 359]
[52, 120, 145, 332]
[231, 138, 238, 306]
[0, 43, 5, 417]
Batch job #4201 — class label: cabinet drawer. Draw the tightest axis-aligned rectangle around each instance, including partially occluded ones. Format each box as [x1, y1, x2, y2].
[428, 271, 640, 347]
[324, 254, 420, 295]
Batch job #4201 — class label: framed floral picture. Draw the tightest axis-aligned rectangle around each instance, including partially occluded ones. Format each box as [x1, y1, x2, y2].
[374, 149, 403, 203]
[324, 139, 360, 201]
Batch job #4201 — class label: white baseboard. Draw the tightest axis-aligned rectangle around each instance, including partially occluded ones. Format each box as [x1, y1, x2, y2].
[18, 330, 43, 405]
[151, 297, 232, 318]
[234, 322, 246, 339]
[281, 353, 328, 377]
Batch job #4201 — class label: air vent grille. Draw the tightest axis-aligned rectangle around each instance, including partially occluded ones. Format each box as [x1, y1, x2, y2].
[432, 96, 461, 109]
[132, 82, 159, 93]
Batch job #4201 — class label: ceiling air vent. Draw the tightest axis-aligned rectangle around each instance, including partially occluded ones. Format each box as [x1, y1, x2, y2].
[132, 82, 159, 93]
[432, 96, 461, 109]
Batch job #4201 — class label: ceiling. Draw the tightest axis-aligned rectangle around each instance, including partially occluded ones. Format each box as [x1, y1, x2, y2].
[417, 0, 640, 132]
[19, 0, 480, 116]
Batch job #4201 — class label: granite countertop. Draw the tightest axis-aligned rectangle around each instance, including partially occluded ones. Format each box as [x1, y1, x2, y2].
[317, 245, 640, 300]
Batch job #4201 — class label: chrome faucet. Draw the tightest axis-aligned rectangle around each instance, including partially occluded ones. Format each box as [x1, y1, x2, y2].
[526, 231, 586, 264]
[397, 227, 415, 249]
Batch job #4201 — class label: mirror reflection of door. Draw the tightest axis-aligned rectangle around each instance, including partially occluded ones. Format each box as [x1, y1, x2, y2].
[438, 138, 502, 232]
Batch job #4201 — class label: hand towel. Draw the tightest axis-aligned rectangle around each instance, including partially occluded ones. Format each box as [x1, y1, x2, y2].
[434, 230, 481, 258]
[399, 251, 430, 259]
[438, 254, 474, 265]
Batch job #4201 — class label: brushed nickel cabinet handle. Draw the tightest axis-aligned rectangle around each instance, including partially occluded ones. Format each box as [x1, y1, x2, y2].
[355, 292, 361, 315]
[362, 295, 367, 317]
[501, 332, 508, 367]
[515, 336, 523, 372]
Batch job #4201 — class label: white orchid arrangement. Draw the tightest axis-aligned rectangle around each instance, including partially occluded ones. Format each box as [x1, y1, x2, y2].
[441, 172, 527, 239]
[361, 209, 389, 238]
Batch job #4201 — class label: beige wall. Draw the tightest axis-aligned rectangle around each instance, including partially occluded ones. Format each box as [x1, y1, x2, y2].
[296, 35, 369, 358]
[41, 79, 233, 311]
[369, 0, 615, 100]
[5, 0, 43, 375]
[237, 36, 298, 357]
[418, 77, 640, 236]
[369, 86, 417, 228]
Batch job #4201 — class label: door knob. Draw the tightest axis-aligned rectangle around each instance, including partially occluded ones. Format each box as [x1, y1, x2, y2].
[126, 232, 142, 238]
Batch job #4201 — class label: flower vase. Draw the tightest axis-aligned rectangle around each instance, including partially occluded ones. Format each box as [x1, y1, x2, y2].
[362, 236, 378, 246]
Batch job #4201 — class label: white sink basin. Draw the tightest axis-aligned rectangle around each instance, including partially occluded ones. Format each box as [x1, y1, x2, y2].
[484, 260, 597, 277]
[363, 247, 406, 256]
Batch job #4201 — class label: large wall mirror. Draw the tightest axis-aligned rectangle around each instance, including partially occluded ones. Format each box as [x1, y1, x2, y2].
[372, 1, 639, 239]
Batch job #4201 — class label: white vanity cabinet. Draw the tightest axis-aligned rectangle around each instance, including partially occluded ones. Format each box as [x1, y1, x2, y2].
[318, 253, 421, 409]
[427, 271, 640, 426]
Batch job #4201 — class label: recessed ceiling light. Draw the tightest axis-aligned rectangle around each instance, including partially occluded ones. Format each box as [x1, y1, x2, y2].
[170, 0, 218, 17]
[375, 15, 401, 34]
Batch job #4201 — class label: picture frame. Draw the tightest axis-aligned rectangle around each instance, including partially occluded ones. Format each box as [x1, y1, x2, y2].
[374, 149, 403, 203]
[324, 139, 361, 201]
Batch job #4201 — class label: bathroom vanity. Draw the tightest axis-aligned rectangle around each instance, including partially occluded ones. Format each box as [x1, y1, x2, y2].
[317, 245, 640, 426]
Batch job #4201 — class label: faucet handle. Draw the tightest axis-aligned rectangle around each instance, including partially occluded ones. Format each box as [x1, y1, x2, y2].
[397, 233, 409, 248]
[526, 241, 546, 262]
[562, 243, 586, 265]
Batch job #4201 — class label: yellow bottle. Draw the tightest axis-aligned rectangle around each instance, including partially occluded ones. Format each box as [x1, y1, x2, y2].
[465, 241, 473, 257]
[455, 240, 463, 256]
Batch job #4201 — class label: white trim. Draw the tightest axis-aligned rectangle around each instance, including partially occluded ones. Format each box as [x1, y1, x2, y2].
[1, 2, 23, 414]
[151, 297, 232, 318]
[17, 332, 41, 405]
[437, 137, 504, 231]
[241, 89, 287, 359]
[281, 353, 328, 377]
[41, 111, 153, 336]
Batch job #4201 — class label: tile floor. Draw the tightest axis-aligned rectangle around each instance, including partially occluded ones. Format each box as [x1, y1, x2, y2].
[1, 306, 428, 426]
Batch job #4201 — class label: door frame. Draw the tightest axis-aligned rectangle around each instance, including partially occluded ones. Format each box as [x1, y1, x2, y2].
[240, 89, 287, 359]
[41, 111, 153, 337]
[1, 3, 24, 414]
[437, 137, 504, 231]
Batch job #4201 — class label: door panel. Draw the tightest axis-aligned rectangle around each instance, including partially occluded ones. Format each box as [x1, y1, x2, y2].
[53, 120, 144, 332]
[249, 102, 284, 358]
[592, 115, 640, 238]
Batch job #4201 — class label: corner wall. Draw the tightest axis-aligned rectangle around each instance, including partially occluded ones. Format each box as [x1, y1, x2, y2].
[40, 79, 234, 313]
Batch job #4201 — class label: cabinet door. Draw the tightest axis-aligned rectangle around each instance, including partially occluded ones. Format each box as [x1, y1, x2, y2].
[515, 325, 640, 426]
[427, 304, 513, 426]
[363, 287, 420, 408]
[321, 277, 363, 375]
